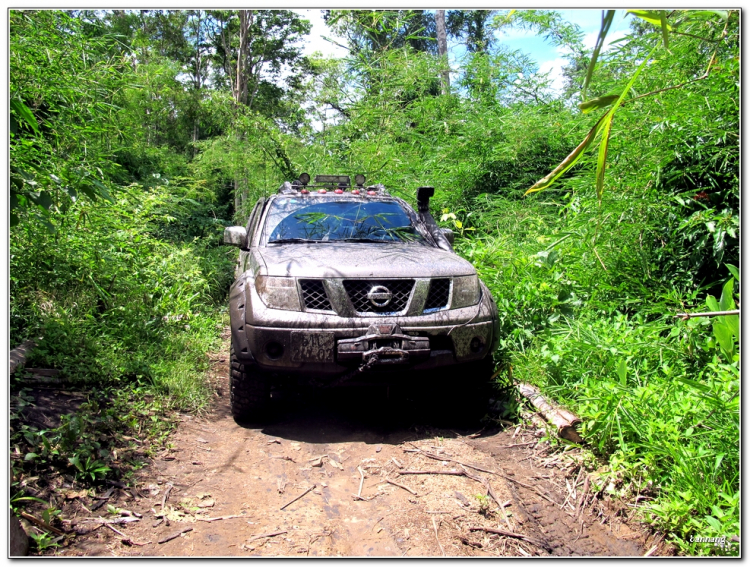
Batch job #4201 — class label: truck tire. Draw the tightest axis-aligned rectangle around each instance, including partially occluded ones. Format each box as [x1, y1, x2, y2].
[230, 341, 270, 423]
[434, 355, 494, 425]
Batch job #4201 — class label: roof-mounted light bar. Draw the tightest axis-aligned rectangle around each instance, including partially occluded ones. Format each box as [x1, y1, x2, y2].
[281, 174, 389, 196]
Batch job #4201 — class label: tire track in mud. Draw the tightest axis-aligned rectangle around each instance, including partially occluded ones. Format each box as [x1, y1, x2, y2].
[58, 330, 662, 557]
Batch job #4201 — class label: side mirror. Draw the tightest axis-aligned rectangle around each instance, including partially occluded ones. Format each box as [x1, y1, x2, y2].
[441, 228, 454, 246]
[223, 226, 247, 247]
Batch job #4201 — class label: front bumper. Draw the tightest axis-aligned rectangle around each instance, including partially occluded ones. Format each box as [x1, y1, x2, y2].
[229, 274, 499, 376]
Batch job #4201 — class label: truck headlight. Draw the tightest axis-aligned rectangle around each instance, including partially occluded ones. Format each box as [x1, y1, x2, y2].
[255, 276, 301, 311]
[452, 275, 481, 309]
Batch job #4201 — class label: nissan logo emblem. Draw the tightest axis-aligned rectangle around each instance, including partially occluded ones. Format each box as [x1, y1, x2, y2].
[367, 285, 393, 307]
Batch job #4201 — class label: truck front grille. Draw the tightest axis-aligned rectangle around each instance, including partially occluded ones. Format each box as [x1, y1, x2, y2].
[300, 279, 333, 311]
[424, 278, 450, 311]
[343, 279, 414, 313]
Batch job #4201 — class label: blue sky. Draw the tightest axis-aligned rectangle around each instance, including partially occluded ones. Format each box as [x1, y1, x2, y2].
[297, 9, 634, 91]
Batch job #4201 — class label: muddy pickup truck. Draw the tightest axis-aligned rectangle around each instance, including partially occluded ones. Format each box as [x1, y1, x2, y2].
[223, 174, 500, 422]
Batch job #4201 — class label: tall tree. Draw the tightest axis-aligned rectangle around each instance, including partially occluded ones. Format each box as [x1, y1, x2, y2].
[446, 10, 497, 53]
[435, 10, 449, 93]
[325, 10, 437, 55]
[206, 10, 312, 118]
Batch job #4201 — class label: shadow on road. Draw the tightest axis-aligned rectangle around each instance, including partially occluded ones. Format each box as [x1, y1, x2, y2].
[229, 385, 503, 446]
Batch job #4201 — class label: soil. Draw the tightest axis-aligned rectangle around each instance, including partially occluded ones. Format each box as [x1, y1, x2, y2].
[18, 330, 672, 557]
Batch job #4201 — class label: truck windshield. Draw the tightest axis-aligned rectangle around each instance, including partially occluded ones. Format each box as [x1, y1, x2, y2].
[262, 197, 426, 244]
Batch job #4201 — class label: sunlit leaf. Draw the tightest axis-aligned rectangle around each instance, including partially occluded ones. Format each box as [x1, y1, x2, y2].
[659, 11, 670, 49]
[627, 10, 672, 30]
[582, 10, 615, 99]
[617, 359, 627, 385]
[725, 264, 739, 282]
[579, 94, 620, 114]
[595, 43, 659, 200]
[712, 320, 734, 356]
[685, 10, 728, 21]
[526, 113, 608, 195]
[718, 278, 736, 312]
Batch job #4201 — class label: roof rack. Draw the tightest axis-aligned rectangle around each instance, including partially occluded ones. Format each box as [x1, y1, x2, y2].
[277, 173, 390, 197]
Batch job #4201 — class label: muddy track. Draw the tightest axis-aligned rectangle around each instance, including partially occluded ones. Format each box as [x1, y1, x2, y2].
[55, 331, 665, 557]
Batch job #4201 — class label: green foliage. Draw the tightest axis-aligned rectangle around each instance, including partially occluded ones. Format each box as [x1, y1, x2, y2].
[9, 8, 739, 556]
[512, 311, 738, 555]
[325, 10, 438, 56]
[10, 10, 133, 228]
[11, 185, 232, 393]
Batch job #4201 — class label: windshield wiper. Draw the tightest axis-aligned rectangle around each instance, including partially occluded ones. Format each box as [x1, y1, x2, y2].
[268, 238, 323, 244]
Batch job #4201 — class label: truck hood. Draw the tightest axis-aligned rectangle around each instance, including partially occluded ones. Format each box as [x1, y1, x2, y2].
[258, 242, 476, 279]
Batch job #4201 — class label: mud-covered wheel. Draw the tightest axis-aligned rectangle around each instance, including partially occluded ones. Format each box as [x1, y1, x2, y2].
[230, 341, 270, 423]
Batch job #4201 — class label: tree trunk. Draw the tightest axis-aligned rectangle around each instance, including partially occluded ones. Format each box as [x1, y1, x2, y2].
[235, 10, 252, 105]
[234, 178, 242, 216]
[436, 10, 450, 94]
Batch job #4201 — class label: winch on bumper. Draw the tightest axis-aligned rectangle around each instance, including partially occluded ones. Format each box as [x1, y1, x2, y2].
[337, 324, 430, 366]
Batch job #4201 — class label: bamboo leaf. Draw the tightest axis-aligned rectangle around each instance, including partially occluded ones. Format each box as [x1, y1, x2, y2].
[683, 10, 728, 21]
[594, 43, 659, 199]
[525, 113, 608, 195]
[659, 11, 670, 50]
[627, 10, 672, 30]
[582, 10, 615, 99]
[596, 115, 613, 201]
[579, 94, 620, 114]
[92, 179, 115, 202]
[10, 98, 40, 135]
[29, 191, 53, 210]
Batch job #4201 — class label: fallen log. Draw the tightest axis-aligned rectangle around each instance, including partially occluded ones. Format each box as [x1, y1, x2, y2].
[518, 383, 583, 443]
[9, 339, 38, 374]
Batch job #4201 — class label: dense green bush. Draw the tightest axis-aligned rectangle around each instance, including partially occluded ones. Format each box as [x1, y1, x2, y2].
[9, 8, 739, 555]
[10, 184, 233, 410]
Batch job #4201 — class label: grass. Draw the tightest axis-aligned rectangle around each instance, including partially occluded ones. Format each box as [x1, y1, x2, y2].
[443, 194, 740, 556]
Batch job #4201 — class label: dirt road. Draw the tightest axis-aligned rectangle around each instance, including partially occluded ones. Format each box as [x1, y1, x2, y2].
[57, 334, 664, 557]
